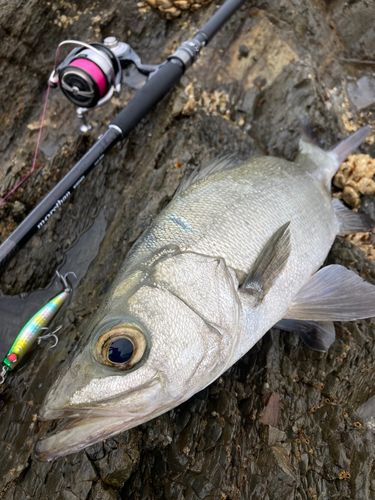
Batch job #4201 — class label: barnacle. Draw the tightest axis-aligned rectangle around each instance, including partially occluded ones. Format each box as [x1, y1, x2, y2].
[145, 0, 212, 19]
[333, 153, 375, 208]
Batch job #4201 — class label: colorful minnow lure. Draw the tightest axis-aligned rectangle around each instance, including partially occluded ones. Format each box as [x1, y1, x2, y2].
[0, 271, 75, 385]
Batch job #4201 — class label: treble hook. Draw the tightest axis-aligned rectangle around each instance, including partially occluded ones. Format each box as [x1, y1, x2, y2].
[56, 270, 77, 293]
[0, 366, 8, 385]
[38, 325, 63, 349]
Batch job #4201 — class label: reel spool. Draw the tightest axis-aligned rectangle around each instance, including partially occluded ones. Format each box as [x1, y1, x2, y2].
[49, 37, 159, 131]
[50, 38, 125, 110]
[60, 49, 114, 108]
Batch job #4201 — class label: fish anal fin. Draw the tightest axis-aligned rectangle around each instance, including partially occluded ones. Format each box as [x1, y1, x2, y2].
[284, 264, 375, 322]
[276, 319, 335, 352]
[332, 199, 373, 236]
[241, 222, 291, 305]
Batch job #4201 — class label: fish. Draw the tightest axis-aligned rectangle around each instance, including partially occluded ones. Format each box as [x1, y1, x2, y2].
[0, 271, 75, 385]
[34, 126, 375, 461]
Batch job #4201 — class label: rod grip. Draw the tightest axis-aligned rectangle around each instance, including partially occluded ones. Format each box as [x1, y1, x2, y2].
[111, 60, 184, 136]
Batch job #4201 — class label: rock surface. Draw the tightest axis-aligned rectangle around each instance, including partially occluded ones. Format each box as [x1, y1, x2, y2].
[1, 0, 375, 499]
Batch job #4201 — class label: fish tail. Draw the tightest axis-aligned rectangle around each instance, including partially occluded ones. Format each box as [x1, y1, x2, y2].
[297, 126, 371, 184]
[328, 126, 371, 169]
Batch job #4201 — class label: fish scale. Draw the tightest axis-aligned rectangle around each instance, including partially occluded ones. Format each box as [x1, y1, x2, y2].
[117, 156, 336, 351]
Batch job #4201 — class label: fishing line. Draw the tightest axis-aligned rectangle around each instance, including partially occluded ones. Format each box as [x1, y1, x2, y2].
[0, 81, 51, 205]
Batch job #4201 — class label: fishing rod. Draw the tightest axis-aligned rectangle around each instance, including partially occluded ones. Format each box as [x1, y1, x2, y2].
[0, 0, 247, 273]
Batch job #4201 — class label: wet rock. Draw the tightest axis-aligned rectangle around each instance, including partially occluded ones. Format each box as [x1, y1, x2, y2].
[85, 442, 106, 461]
[271, 445, 295, 481]
[327, 0, 375, 54]
[238, 44, 249, 59]
[261, 425, 286, 446]
[247, 476, 269, 500]
[11, 200, 26, 217]
[70, 481, 92, 499]
[252, 61, 333, 159]
[90, 482, 120, 500]
[190, 473, 215, 498]
[253, 76, 267, 89]
[237, 86, 260, 118]
[261, 392, 281, 427]
[171, 86, 190, 117]
[348, 77, 375, 112]
[95, 449, 133, 489]
[69, 454, 98, 483]
[216, 17, 299, 94]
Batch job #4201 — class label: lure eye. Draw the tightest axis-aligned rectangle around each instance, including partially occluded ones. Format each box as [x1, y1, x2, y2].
[94, 323, 147, 370]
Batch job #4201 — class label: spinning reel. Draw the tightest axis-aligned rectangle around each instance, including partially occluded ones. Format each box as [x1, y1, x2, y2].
[49, 37, 159, 131]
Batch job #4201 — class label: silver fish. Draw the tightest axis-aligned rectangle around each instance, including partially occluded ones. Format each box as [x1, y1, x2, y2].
[35, 126, 375, 461]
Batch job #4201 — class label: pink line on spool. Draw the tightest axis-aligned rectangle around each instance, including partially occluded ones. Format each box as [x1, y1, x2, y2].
[70, 59, 107, 97]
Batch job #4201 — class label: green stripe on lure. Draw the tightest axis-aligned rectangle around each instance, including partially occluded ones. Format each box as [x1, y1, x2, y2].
[0, 271, 75, 385]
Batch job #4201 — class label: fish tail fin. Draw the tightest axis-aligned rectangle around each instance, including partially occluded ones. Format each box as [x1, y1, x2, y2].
[296, 125, 371, 183]
[328, 126, 371, 167]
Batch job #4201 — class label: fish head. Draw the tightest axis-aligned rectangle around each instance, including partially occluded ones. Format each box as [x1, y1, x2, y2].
[35, 250, 239, 461]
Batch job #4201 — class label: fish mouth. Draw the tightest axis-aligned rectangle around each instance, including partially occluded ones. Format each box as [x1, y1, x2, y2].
[34, 415, 134, 462]
[34, 396, 177, 462]
[34, 376, 166, 461]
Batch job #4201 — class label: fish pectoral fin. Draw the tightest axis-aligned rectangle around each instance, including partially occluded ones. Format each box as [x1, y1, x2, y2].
[284, 264, 375, 321]
[332, 199, 373, 236]
[240, 222, 291, 304]
[174, 153, 242, 198]
[275, 319, 335, 352]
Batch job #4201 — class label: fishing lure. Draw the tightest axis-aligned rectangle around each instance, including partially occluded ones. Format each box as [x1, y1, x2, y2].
[0, 271, 75, 385]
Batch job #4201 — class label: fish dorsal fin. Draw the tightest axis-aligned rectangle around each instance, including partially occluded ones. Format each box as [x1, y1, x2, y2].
[241, 222, 291, 305]
[332, 199, 373, 236]
[284, 264, 375, 321]
[296, 126, 371, 185]
[275, 319, 335, 352]
[174, 153, 242, 198]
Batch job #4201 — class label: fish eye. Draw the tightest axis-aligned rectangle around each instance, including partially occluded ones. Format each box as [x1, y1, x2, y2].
[94, 323, 147, 370]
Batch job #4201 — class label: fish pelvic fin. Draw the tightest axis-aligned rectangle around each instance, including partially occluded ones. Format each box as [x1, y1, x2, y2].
[240, 222, 291, 305]
[174, 153, 242, 198]
[275, 319, 335, 352]
[295, 126, 371, 186]
[332, 199, 373, 236]
[284, 264, 375, 322]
